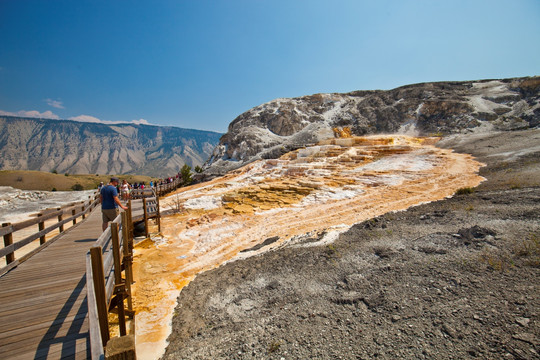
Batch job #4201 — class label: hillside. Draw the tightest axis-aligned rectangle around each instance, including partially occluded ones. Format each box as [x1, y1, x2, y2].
[0, 117, 222, 178]
[204, 76, 539, 176]
[164, 128, 540, 360]
[145, 75, 540, 359]
[0, 170, 153, 191]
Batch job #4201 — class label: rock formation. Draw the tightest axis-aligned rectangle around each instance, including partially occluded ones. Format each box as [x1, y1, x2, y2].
[204, 76, 540, 176]
[133, 134, 485, 355]
[0, 117, 222, 177]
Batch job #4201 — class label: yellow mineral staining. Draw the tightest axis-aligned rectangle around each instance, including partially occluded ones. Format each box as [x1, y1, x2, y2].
[333, 126, 353, 138]
[131, 135, 484, 359]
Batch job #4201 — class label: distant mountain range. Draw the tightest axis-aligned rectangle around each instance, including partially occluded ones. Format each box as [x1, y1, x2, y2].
[3, 76, 538, 180]
[204, 76, 540, 175]
[0, 116, 223, 177]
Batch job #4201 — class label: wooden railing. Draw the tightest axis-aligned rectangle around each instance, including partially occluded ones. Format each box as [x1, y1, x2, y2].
[131, 197, 161, 237]
[0, 192, 101, 276]
[0, 184, 165, 358]
[126, 174, 184, 200]
[154, 176, 183, 197]
[86, 196, 160, 359]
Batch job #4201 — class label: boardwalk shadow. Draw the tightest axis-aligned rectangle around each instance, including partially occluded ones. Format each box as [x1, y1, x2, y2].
[74, 238, 97, 243]
[35, 275, 90, 360]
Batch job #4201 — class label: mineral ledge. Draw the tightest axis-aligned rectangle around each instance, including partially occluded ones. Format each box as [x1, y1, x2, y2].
[129, 135, 485, 359]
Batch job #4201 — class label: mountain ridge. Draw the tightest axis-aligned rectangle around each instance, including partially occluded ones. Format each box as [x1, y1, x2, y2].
[0, 116, 223, 177]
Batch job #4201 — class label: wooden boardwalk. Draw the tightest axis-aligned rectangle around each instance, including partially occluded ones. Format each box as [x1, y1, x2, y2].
[0, 206, 104, 360]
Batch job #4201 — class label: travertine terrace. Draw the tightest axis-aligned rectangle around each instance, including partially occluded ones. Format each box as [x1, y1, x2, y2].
[131, 135, 485, 359]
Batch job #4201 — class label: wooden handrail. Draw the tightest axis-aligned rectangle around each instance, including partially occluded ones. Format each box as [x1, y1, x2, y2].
[1, 192, 101, 275]
[86, 252, 105, 360]
[86, 197, 157, 359]
[0, 175, 176, 357]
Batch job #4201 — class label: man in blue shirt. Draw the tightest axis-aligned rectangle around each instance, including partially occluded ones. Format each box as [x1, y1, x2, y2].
[100, 177, 128, 231]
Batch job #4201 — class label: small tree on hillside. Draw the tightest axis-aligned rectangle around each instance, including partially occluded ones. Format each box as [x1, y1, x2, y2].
[194, 165, 203, 173]
[180, 164, 193, 185]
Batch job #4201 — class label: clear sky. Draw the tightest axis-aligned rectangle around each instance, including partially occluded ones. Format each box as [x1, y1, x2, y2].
[0, 0, 538, 132]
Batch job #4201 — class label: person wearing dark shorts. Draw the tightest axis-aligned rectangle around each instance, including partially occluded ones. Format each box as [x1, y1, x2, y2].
[100, 177, 128, 231]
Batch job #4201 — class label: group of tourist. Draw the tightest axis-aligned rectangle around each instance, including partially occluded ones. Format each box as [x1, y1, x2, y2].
[98, 180, 155, 201]
[99, 172, 183, 232]
[98, 178, 155, 231]
[157, 175, 178, 185]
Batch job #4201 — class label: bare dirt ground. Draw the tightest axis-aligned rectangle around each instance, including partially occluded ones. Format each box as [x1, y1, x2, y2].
[162, 129, 540, 360]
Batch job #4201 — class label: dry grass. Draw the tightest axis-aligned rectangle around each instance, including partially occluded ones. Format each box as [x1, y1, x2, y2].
[478, 232, 540, 271]
[0, 170, 155, 191]
[514, 232, 540, 267]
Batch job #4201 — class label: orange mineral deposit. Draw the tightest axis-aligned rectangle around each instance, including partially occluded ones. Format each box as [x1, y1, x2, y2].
[131, 135, 484, 359]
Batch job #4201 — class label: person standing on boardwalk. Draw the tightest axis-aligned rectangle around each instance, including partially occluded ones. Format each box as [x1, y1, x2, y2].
[101, 177, 128, 231]
[121, 179, 131, 201]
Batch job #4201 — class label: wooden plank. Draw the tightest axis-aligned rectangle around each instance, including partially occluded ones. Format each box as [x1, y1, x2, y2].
[90, 246, 110, 346]
[1, 238, 62, 277]
[2, 223, 15, 264]
[121, 211, 133, 312]
[0, 295, 87, 335]
[86, 253, 105, 360]
[110, 222, 127, 336]
[105, 267, 116, 302]
[10, 210, 62, 231]
[2, 274, 86, 300]
[33, 337, 90, 360]
[0, 223, 14, 237]
[10, 198, 98, 233]
[0, 287, 81, 314]
[0, 273, 86, 300]
[143, 198, 149, 238]
[2, 331, 89, 360]
[0, 214, 87, 258]
[156, 195, 161, 233]
[0, 311, 88, 349]
[0, 205, 104, 359]
[95, 228, 111, 249]
[0, 273, 86, 297]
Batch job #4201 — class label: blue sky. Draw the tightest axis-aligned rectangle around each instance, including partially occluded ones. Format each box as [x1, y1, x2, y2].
[0, 0, 538, 132]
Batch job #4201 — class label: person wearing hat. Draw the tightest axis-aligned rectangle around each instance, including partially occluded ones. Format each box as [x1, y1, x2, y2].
[100, 177, 128, 231]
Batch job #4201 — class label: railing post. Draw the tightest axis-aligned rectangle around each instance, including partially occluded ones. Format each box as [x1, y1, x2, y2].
[90, 246, 110, 346]
[142, 198, 149, 238]
[72, 208, 77, 225]
[156, 196, 161, 233]
[57, 207, 64, 233]
[38, 213, 46, 245]
[111, 223, 127, 336]
[2, 223, 15, 264]
[121, 211, 134, 312]
[82, 204, 86, 219]
[127, 200, 133, 242]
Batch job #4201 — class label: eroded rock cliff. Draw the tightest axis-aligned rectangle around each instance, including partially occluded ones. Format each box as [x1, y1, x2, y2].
[204, 76, 540, 175]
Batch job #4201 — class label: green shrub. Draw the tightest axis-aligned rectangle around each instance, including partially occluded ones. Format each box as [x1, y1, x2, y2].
[71, 183, 84, 191]
[455, 187, 475, 195]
